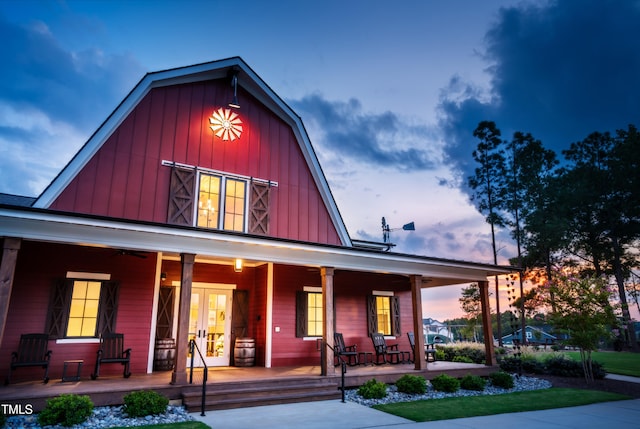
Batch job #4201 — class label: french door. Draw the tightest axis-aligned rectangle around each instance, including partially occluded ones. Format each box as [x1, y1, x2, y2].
[188, 286, 233, 367]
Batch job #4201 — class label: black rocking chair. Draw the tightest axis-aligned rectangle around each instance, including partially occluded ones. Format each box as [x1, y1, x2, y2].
[407, 331, 437, 363]
[6, 333, 52, 384]
[91, 333, 131, 379]
[334, 333, 358, 366]
[370, 332, 407, 364]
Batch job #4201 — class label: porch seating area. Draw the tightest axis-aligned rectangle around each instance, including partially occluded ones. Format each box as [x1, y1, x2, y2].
[333, 333, 358, 366]
[5, 333, 52, 385]
[91, 333, 131, 380]
[370, 333, 410, 364]
[407, 331, 437, 363]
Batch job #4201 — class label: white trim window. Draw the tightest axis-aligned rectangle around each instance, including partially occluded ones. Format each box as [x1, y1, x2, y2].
[197, 172, 247, 232]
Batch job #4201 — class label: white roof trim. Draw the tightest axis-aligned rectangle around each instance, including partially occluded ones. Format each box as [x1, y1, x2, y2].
[33, 57, 352, 246]
[0, 208, 513, 284]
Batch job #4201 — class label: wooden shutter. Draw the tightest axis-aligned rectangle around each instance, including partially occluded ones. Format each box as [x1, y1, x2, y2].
[391, 295, 401, 336]
[248, 181, 270, 235]
[97, 281, 120, 336]
[46, 279, 72, 339]
[366, 295, 378, 336]
[295, 291, 307, 338]
[156, 287, 175, 339]
[167, 166, 196, 225]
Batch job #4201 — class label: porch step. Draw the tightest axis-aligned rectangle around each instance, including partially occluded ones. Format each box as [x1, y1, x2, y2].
[182, 376, 342, 411]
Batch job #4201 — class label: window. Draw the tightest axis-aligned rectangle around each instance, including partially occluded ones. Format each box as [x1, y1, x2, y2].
[67, 281, 101, 337]
[168, 166, 272, 235]
[196, 173, 246, 232]
[296, 289, 324, 337]
[46, 276, 119, 339]
[367, 293, 400, 336]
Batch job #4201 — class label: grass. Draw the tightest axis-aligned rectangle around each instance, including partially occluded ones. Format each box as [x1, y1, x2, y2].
[109, 422, 210, 429]
[373, 388, 630, 422]
[564, 351, 640, 377]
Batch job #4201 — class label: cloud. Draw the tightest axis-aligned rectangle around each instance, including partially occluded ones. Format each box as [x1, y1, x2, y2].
[0, 15, 144, 196]
[438, 0, 640, 183]
[290, 93, 440, 171]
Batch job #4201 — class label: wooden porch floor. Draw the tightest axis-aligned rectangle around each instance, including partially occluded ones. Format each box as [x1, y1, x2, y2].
[0, 361, 497, 411]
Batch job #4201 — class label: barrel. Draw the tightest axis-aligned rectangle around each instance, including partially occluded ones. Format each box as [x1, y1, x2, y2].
[153, 338, 176, 371]
[234, 338, 255, 367]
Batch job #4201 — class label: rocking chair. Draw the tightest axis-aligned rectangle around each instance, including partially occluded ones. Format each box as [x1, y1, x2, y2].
[91, 333, 131, 379]
[5, 333, 52, 384]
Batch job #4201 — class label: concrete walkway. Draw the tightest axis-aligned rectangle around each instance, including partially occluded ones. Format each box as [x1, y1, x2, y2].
[192, 398, 640, 429]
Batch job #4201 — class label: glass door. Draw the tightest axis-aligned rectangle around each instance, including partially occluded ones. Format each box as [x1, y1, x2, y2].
[188, 287, 232, 366]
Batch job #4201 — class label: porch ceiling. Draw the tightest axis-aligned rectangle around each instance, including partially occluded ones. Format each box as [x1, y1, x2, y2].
[1, 207, 514, 286]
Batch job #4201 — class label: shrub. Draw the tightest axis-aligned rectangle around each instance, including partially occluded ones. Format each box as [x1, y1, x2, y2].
[358, 379, 387, 399]
[0, 409, 6, 428]
[395, 374, 427, 394]
[452, 355, 474, 363]
[38, 394, 94, 427]
[460, 374, 486, 391]
[489, 371, 514, 389]
[544, 355, 583, 377]
[430, 374, 460, 393]
[435, 349, 445, 361]
[123, 390, 169, 417]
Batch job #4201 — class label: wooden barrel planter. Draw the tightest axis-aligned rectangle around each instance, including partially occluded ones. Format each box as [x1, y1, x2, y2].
[153, 338, 176, 371]
[234, 338, 255, 367]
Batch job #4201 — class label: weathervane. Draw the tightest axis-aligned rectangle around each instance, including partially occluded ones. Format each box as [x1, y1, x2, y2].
[381, 217, 415, 251]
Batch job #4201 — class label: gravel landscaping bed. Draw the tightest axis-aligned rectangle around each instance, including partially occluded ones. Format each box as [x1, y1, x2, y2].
[345, 375, 552, 407]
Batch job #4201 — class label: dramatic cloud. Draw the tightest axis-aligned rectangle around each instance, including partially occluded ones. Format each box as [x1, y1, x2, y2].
[291, 94, 440, 171]
[439, 0, 640, 185]
[0, 15, 143, 196]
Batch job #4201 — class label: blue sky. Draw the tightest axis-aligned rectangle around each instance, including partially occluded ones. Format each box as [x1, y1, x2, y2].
[1, 0, 639, 320]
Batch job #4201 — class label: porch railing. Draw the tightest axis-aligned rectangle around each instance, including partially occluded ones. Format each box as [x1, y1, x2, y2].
[188, 339, 207, 416]
[318, 339, 346, 403]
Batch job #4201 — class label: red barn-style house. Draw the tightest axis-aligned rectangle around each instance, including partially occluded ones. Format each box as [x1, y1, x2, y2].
[0, 57, 512, 387]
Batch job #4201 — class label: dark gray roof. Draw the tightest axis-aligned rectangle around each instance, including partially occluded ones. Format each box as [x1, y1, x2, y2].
[0, 193, 36, 207]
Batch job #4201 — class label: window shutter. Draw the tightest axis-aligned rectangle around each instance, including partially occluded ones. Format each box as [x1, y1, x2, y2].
[295, 291, 307, 338]
[249, 181, 270, 235]
[156, 287, 175, 339]
[366, 294, 378, 336]
[97, 281, 120, 336]
[46, 279, 72, 339]
[167, 166, 196, 225]
[391, 295, 401, 336]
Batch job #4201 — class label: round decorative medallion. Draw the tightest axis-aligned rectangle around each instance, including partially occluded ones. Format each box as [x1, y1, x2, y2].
[209, 108, 243, 141]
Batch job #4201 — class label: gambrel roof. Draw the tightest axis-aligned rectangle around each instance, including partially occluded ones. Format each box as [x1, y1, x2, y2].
[33, 57, 352, 246]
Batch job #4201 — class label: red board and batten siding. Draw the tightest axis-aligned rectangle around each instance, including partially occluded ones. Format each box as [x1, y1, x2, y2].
[49, 80, 341, 245]
[270, 266, 415, 366]
[0, 241, 156, 380]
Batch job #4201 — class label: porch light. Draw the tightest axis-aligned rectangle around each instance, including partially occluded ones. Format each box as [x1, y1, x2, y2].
[234, 258, 243, 272]
[229, 73, 240, 109]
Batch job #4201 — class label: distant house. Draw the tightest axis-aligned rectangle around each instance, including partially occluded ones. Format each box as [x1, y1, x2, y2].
[502, 326, 557, 346]
[422, 318, 453, 342]
[0, 57, 513, 384]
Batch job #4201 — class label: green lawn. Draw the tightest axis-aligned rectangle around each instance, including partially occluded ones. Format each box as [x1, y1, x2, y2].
[564, 351, 640, 377]
[373, 388, 630, 422]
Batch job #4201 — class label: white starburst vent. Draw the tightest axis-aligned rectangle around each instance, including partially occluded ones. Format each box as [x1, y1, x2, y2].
[209, 108, 243, 141]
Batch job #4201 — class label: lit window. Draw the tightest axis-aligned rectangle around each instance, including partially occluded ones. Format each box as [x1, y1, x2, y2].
[376, 296, 392, 336]
[197, 174, 246, 232]
[307, 293, 323, 336]
[67, 281, 101, 337]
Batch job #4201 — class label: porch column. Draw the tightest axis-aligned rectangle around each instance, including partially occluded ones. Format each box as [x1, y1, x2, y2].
[321, 267, 335, 376]
[0, 237, 21, 348]
[172, 252, 195, 385]
[479, 280, 496, 366]
[410, 275, 426, 370]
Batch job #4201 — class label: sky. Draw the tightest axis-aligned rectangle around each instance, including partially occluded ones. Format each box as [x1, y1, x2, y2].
[1, 0, 639, 322]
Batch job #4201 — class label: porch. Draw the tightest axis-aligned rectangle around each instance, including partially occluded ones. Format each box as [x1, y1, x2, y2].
[0, 361, 497, 412]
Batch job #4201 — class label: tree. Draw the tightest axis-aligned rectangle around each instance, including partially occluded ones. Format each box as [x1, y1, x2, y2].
[542, 271, 618, 382]
[468, 121, 506, 344]
[561, 127, 640, 350]
[459, 283, 483, 342]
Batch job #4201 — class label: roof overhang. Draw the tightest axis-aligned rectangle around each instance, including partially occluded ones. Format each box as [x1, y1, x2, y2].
[1, 206, 514, 287]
